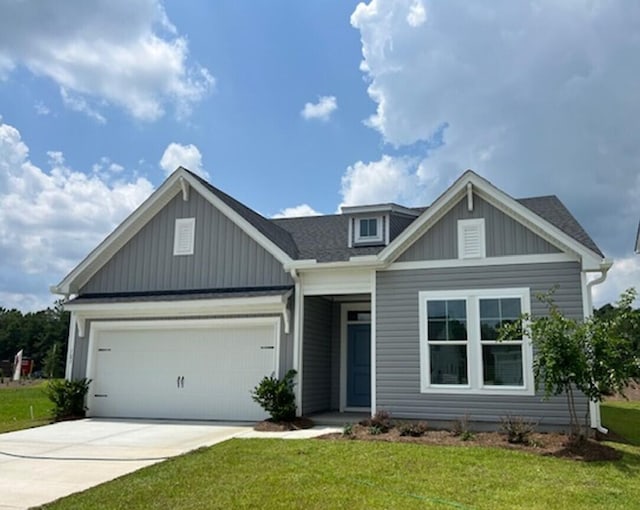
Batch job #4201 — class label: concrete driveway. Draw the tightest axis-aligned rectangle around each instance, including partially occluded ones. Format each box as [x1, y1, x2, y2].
[0, 419, 249, 510]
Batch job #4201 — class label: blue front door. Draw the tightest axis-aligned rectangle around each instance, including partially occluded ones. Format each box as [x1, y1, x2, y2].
[347, 323, 371, 408]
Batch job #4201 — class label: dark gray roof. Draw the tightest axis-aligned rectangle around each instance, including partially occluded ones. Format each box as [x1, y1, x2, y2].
[184, 168, 299, 259]
[516, 196, 604, 257]
[68, 286, 293, 305]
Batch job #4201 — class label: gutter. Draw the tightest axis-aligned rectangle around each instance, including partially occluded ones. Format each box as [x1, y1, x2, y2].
[585, 258, 614, 434]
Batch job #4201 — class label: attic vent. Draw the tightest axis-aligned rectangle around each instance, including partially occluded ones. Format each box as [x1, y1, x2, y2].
[174, 218, 195, 256]
[458, 218, 485, 259]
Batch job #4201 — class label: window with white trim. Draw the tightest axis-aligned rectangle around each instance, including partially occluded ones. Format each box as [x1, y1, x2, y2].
[355, 217, 383, 244]
[458, 218, 485, 259]
[173, 217, 195, 256]
[419, 288, 532, 395]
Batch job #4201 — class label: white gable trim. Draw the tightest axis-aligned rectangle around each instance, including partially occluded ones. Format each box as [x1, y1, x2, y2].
[379, 171, 604, 271]
[52, 168, 293, 295]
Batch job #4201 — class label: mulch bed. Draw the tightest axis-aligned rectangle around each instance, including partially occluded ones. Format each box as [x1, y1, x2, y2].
[317, 424, 623, 462]
[254, 416, 316, 432]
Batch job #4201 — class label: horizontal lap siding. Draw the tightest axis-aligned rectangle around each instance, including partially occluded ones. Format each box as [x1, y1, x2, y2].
[375, 262, 586, 426]
[302, 297, 333, 415]
[80, 191, 291, 294]
[399, 195, 560, 261]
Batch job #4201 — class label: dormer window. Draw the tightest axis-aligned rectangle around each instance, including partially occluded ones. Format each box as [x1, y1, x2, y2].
[355, 217, 383, 244]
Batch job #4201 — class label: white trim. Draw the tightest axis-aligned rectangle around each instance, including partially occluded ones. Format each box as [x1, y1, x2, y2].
[173, 217, 195, 256]
[301, 268, 372, 295]
[370, 270, 377, 416]
[340, 302, 371, 412]
[457, 218, 485, 259]
[86, 316, 281, 417]
[418, 288, 534, 396]
[379, 171, 604, 270]
[64, 313, 76, 380]
[466, 182, 474, 212]
[386, 252, 576, 271]
[179, 176, 189, 201]
[341, 204, 419, 217]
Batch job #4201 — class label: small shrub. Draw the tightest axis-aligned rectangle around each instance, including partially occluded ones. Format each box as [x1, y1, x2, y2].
[369, 424, 383, 435]
[398, 420, 429, 437]
[360, 409, 393, 433]
[46, 378, 91, 420]
[342, 423, 354, 437]
[500, 415, 537, 444]
[251, 369, 297, 422]
[452, 414, 474, 441]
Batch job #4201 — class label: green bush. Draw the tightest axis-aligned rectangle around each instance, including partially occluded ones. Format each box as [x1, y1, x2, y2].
[398, 420, 429, 437]
[45, 378, 91, 420]
[251, 369, 297, 422]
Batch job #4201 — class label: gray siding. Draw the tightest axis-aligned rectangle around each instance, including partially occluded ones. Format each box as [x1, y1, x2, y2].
[375, 262, 587, 427]
[81, 191, 291, 294]
[399, 194, 560, 261]
[389, 213, 417, 243]
[302, 297, 333, 415]
[330, 301, 341, 410]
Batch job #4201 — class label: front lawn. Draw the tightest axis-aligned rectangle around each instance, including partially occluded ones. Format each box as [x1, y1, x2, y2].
[43, 437, 640, 510]
[602, 400, 640, 446]
[0, 381, 53, 433]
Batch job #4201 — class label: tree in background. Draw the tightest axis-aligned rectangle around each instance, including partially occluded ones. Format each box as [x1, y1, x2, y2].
[501, 288, 639, 439]
[0, 300, 69, 377]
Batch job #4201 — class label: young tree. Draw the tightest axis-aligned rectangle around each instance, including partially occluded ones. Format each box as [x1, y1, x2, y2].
[501, 288, 639, 439]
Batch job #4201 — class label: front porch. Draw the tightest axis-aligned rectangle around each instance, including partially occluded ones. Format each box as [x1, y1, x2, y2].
[299, 293, 373, 418]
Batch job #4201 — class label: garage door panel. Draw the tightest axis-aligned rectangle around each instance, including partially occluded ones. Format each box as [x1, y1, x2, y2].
[88, 320, 277, 421]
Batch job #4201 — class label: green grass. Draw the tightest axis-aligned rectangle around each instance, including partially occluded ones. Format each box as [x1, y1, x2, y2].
[42, 438, 640, 510]
[0, 381, 53, 433]
[602, 400, 640, 445]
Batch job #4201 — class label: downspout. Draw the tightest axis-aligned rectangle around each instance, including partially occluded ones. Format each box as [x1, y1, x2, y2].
[585, 258, 614, 434]
[290, 269, 304, 416]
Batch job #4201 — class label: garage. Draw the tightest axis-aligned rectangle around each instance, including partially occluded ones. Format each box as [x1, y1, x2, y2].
[86, 317, 279, 421]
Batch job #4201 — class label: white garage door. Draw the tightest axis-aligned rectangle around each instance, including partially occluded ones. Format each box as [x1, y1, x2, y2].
[87, 318, 278, 421]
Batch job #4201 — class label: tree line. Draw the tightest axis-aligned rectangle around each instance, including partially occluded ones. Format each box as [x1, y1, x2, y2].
[0, 300, 69, 379]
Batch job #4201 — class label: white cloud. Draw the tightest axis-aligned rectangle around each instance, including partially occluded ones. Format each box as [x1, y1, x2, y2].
[339, 154, 425, 209]
[0, 0, 214, 122]
[272, 204, 322, 219]
[351, 0, 640, 263]
[159, 142, 208, 179]
[0, 119, 154, 311]
[407, 0, 427, 27]
[301, 95, 338, 121]
[592, 256, 640, 308]
[34, 102, 50, 116]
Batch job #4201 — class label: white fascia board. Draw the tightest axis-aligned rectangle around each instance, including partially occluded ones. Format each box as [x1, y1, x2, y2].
[52, 171, 186, 295]
[379, 171, 605, 270]
[286, 258, 384, 271]
[64, 293, 290, 319]
[386, 252, 578, 271]
[186, 176, 294, 266]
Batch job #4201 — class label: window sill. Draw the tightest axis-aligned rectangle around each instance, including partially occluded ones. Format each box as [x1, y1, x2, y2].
[420, 386, 534, 396]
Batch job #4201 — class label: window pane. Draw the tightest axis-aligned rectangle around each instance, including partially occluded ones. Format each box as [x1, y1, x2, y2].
[482, 345, 523, 386]
[427, 300, 446, 319]
[428, 320, 447, 341]
[430, 345, 468, 384]
[479, 298, 499, 318]
[368, 219, 377, 236]
[501, 298, 521, 319]
[447, 300, 466, 320]
[359, 219, 369, 236]
[448, 320, 467, 341]
[480, 319, 500, 340]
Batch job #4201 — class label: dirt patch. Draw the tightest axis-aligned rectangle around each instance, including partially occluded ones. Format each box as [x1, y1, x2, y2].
[606, 381, 640, 401]
[0, 378, 45, 389]
[254, 417, 315, 432]
[318, 424, 623, 462]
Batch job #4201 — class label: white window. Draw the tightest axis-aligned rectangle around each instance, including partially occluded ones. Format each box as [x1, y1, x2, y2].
[355, 217, 383, 244]
[173, 218, 195, 256]
[458, 218, 485, 259]
[418, 288, 533, 395]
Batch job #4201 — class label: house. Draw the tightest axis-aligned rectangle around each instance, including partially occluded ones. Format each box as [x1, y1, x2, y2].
[52, 168, 612, 430]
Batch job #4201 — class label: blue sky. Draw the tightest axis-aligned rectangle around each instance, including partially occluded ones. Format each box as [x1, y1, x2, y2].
[0, 0, 638, 310]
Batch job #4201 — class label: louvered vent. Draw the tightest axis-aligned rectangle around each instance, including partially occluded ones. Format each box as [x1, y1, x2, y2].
[174, 217, 195, 256]
[458, 219, 485, 259]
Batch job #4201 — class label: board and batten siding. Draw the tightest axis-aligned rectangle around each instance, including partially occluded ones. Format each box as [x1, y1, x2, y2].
[80, 190, 292, 294]
[398, 194, 560, 262]
[302, 296, 333, 415]
[375, 262, 586, 427]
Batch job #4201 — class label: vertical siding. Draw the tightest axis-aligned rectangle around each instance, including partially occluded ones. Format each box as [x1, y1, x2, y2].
[389, 213, 417, 243]
[80, 191, 291, 294]
[71, 326, 89, 380]
[330, 301, 341, 410]
[375, 262, 587, 427]
[399, 194, 560, 261]
[302, 297, 333, 415]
